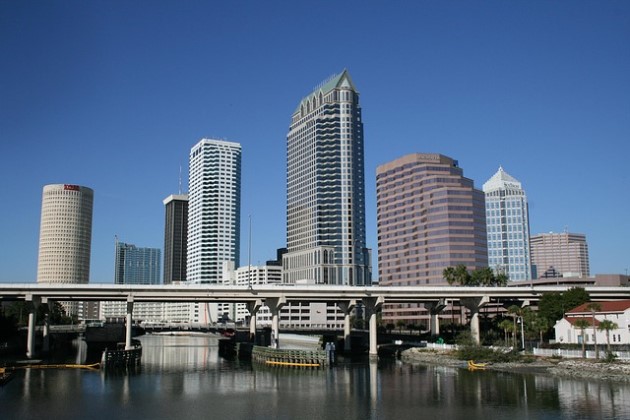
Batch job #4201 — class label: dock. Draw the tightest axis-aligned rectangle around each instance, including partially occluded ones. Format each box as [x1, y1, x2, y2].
[100, 340, 142, 369]
[251, 346, 329, 368]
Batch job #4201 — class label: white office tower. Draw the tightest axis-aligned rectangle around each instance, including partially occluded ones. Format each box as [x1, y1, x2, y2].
[37, 184, 94, 284]
[483, 167, 532, 281]
[187, 139, 241, 283]
[37, 184, 94, 316]
[187, 139, 241, 324]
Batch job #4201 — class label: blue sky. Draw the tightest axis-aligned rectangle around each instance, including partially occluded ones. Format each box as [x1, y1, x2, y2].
[1, 1, 629, 283]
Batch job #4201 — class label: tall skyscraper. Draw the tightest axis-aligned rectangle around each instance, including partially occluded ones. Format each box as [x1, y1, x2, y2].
[283, 70, 371, 286]
[37, 184, 93, 284]
[483, 166, 532, 281]
[163, 194, 188, 284]
[530, 232, 590, 278]
[114, 240, 161, 285]
[377, 154, 487, 324]
[187, 138, 241, 284]
[377, 154, 488, 287]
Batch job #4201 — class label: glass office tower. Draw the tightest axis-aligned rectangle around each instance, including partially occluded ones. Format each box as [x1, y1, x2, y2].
[283, 70, 371, 286]
[483, 166, 532, 281]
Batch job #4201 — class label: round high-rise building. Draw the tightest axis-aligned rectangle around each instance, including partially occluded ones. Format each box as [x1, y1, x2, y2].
[37, 184, 94, 284]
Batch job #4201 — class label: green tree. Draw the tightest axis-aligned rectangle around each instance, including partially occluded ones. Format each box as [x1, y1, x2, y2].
[538, 288, 590, 328]
[443, 265, 470, 285]
[498, 318, 514, 346]
[444, 265, 507, 287]
[574, 318, 590, 358]
[494, 273, 509, 286]
[471, 267, 494, 286]
[586, 302, 602, 359]
[527, 312, 550, 347]
[538, 292, 565, 325]
[563, 288, 590, 312]
[598, 320, 618, 353]
[396, 319, 406, 333]
[507, 305, 524, 348]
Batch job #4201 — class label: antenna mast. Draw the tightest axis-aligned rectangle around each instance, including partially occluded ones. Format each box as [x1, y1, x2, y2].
[178, 165, 182, 195]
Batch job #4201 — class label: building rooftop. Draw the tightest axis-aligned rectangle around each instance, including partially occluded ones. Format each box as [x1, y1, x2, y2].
[483, 166, 522, 192]
[567, 299, 630, 314]
[293, 69, 357, 114]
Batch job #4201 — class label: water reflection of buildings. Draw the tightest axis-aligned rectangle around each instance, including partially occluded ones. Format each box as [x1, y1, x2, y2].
[557, 378, 630, 418]
[8, 335, 630, 419]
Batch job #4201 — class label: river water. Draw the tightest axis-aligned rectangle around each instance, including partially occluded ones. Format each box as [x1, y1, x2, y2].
[2, 334, 630, 419]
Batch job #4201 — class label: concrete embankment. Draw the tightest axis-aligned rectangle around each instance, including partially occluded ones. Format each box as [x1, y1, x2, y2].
[401, 347, 630, 382]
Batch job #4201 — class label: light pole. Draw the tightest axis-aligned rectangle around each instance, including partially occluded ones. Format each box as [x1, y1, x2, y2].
[518, 316, 525, 350]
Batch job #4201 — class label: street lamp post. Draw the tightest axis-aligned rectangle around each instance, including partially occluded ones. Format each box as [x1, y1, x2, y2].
[521, 317, 525, 350]
[518, 316, 525, 350]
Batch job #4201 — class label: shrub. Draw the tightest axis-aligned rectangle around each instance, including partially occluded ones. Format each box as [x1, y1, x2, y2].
[602, 352, 618, 363]
[456, 345, 522, 363]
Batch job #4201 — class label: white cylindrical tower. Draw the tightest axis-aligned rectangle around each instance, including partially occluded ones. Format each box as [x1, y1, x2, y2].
[37, 184, 94, 284]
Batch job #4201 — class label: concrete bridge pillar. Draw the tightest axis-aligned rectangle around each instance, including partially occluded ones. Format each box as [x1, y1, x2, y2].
[424, 299, 447, 337]
[125, 298, 134, 350]
[41, 298, 50, 353]
[336, 300, 357, 352]
[362, 296, 384, 360]
[265, 296, 286, 348]
[26, 295, 39, 359]
[461, 296, 490, 345]
[247, 299, 263, 342]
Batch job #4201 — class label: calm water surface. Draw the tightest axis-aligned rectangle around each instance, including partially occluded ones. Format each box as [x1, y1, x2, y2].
[2, 334, 630, 419]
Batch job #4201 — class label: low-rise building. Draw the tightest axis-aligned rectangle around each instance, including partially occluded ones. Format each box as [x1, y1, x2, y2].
[554, 300, 630, 345]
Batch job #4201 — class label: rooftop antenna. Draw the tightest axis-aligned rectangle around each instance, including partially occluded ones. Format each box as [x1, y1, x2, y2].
[178, 165, 182, 195]
[248, 215, 252, 289]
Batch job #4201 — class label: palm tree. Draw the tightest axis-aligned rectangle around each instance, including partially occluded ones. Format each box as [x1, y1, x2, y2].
[443, 265, 470, 286]
[529, 313, 550, 347]
[494, 273, 509, 287]
[507, 305, 523, 348]
[586, 302, 602, 359]
[498, 319, 514, 346]
[574, 318, 590, 358]
[598, 319, 618, 353]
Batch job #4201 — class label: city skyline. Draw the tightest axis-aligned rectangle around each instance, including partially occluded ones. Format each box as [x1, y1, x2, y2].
[2, 2, 629, 282]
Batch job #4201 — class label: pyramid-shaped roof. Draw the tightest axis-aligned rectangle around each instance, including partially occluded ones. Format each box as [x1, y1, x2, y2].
[482, 166, 522, 193]
[294, 69, 357, 114]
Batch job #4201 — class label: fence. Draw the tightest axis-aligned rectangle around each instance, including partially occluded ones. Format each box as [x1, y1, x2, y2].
[533, 348, 630, 360]
[425, 342, 630, 360]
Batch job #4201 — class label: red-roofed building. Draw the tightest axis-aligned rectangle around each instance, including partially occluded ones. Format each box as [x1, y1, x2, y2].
[554, 300, 630, 345]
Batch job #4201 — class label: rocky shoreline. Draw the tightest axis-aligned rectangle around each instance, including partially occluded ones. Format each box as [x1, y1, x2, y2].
[401, 347, 630, 382]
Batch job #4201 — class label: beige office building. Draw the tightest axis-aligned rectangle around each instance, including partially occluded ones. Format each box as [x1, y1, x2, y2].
[37, 184, 93, 284]
[530, 232, 590, 278]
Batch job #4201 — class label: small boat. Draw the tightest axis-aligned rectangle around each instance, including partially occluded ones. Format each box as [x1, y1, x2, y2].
[467, 360, 488, 370]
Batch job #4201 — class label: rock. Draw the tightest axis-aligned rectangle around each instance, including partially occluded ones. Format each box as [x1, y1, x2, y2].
[401, 348, 630, 382]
